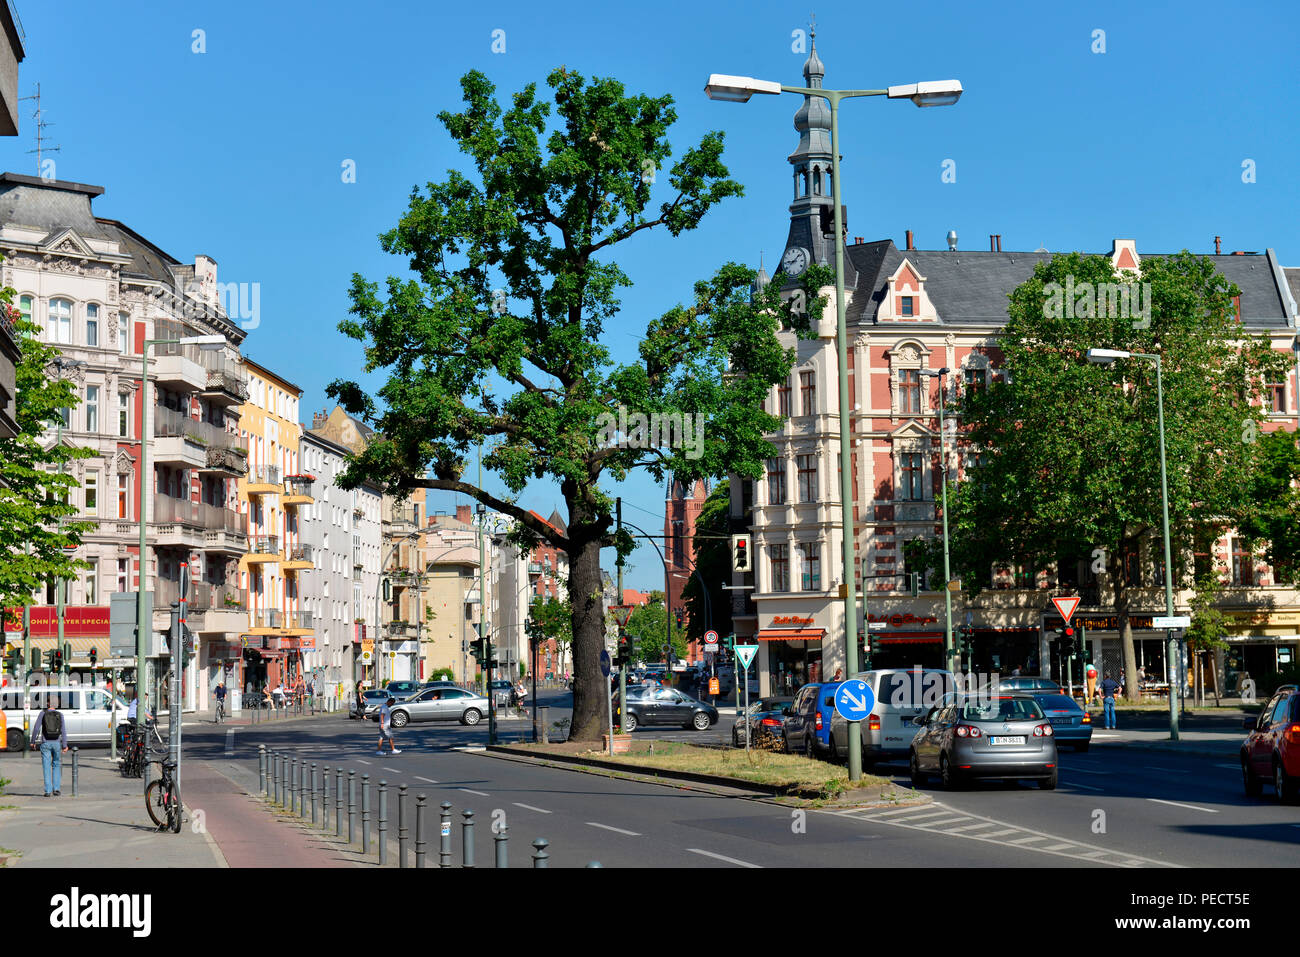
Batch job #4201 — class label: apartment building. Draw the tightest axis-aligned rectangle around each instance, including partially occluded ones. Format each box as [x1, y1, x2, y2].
[424, 507, 481, 681]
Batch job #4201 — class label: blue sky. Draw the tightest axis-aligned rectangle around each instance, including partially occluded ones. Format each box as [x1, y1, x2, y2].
[6, 0, 1298, 590]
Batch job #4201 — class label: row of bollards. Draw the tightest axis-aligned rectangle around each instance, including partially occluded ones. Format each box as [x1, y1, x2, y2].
[258, 745, 583, 867]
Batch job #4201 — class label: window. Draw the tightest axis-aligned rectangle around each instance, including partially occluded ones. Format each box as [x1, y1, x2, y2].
[117, 559, 128, 593]
[119, 312, 130, 355]
[798, 543, 820, 591]
[118, 393, 129, 437]
[899, 369, 921, 414]
[800, 371, 816, 416]
[899, 452, 923, 500]
[84, 473, 98, 515]
[797, 454, 817, 502]
[766, 458, 786, 505]
[86, 304, 99, 347]
[19, 295, 32, 325]
[85, 562, 98, 604]
[1269, 384, 1286, 413]
[672, 520, 684, 567]
[117, 474, 129, 519]
[770, 545, 789, 592]
[48, 299, 72, 343]
[85, 385, 99, 433]
[1193, 530, 1214, 582]
[777, 378, 792, 417]
[901, 296, 915, 317]
[1231, 538, 1255, 587]
[964, 367, 984, 397]
[1122, 548, 1141, 588]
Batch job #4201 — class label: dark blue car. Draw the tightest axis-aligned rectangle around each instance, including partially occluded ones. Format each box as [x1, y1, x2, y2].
[781, 681, 844, 758]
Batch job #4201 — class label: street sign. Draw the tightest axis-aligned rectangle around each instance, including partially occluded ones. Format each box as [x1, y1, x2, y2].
[703, 629, 719, 653]
[1051, 596, 1081, 624]
[867, 621, 887, 631]
[709, 677, 719, 695]
[1153, 615, 1191, 629]
[101, 657, 135, 668]
[735, 644, 758, 671]
[834, 679, 875, 722]
[599, 649, 611, 677]
[610, 604, 635, 628]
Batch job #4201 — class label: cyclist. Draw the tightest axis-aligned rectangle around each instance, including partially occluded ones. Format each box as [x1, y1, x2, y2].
[214, 681, 227, 722]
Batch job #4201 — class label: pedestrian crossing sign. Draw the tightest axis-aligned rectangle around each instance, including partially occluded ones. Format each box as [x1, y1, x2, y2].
[735, 644, 758, 671]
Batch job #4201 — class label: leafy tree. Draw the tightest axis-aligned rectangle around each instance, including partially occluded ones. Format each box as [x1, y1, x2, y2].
[626, 599, 687, 664]
[529, 594, 573, 677]
[1239, 427, 1300, 583]
[681, 479, 732, 641]
[1186, 576, 1230, 705]
[328, 67, 822, 740]
[921, 252, 1287, 701]
[0, 276, 93, 623]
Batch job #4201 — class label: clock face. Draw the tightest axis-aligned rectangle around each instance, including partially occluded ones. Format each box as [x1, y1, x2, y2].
[782, 246, 809, 276]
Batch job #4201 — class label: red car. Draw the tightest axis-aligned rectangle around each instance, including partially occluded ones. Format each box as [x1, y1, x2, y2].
[1241, 684, 1300, 803]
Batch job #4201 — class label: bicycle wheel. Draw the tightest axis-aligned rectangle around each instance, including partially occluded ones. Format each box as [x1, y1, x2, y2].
[167, 781, 183, 833]
[145, 779, 169, 828]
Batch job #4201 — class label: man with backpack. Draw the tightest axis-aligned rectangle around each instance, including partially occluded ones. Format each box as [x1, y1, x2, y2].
[31, 694, 70, 796]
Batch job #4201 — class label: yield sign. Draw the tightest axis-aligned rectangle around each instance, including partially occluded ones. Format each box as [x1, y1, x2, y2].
[735, 644, 758, 671]
[610, 604, 634, 628]
[1051, 596, 1080, 624]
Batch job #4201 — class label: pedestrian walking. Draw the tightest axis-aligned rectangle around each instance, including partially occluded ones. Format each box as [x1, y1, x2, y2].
[1099, 672, 1123, 729]
[376, 696, 401, 755]
[31, 693, 69, 796]
[832, 667, 843, 681]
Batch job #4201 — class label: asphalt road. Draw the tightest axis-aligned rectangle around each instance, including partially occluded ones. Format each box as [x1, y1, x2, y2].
[176, 700, 1300, 868]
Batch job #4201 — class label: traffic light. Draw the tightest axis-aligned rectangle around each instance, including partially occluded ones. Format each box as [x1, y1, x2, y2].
[382, 579, 392, 602]
[616, 635, 631, 664]
[4, 648, 18, 676]
[63, 641, 71, 670]
[910, 572, 920, 597]
[182, 624, 195, 669]
[52, 647, 64, 672]
[629, 634, 642, 660]
[88, 645, 98, 668]
[470, 637, 485, 663]
[1062, 625, 1075, 656]
[731, 535, 751, 573]
[30, 649, 40, 672]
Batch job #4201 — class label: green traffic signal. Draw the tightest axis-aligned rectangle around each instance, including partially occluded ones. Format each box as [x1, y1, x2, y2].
[910, 572, 920, 597]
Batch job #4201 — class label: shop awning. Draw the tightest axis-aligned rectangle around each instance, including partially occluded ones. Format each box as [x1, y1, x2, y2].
[755, 628, 826, 642]
[874, 632, 943, 644]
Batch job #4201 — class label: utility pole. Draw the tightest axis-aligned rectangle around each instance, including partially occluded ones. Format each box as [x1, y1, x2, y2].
[617, 498, 626, 731]
[478, 447, 494, 745]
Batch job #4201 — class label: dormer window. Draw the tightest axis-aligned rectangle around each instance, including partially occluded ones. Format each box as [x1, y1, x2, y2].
[900, 296, 915, 317]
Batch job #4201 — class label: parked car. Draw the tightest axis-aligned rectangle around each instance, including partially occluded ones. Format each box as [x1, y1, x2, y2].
[619, 684, 718, 731]
[352, 689, 391, 720]
[384, 680, 422, 701]
[909, 693, 1058, 790]
[732, 696, 794, 748]
[995, 676, 1063, 693]
[0, 685, 130, 747]
[1031, 692, 1093, 751]
[1241, 684, 1300, 803]
[782, 682, 841, 758]
[487, 679, 514, 708]
[389, 687, 491, 727]
[817, 669, 957, 766]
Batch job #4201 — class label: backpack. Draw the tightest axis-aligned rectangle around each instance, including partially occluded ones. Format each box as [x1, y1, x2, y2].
[42, 709, 62, 739]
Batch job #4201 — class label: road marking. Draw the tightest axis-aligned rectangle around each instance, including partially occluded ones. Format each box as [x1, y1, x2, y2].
[941, 822, 996, 833]
[513, 802, 552, 814]
[1041, 843, 1077, 851]
[414, 776, 439, 784]
[1066, 768, 1111, 775]
[687, 848, 762, 868]
[870, 806, 937, 818]
[1064, 781, 1104, 792]
[1079, 849, 1111, 859]
[356, 760, 372, 766]
[978, 829, 1021, 838]
[1214, 763, 1240, 770]
[459, 788, 490, 797]
[1007, 835, 1046, 845]
[587, 822, 640, 837]
[912, 816, 971, 828]
[898, 811, 960, 823]
[1147, 798, 1218, 814]
[1144, 766, 1189, 774]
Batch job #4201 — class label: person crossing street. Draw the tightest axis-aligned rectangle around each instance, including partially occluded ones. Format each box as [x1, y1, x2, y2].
[31, 694, 69, 796]
[376, 696, 401, 755]
[1099, 672, 1123, 729]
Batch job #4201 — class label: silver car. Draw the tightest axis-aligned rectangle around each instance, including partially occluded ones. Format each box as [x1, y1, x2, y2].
[389, 687, 490, 727]
[909, 693, 1058, 790]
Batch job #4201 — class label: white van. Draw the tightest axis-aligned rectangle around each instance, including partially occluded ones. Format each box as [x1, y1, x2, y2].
[822, 669, 955, 766]
[0, 685, 131, 749]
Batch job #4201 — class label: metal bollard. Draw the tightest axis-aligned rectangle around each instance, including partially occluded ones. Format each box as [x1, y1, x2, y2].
[398, 784, 409, 868]
[540, 706, 549, 743]
[439, 801, 453, 868]
[310, 763, 318, 825]
[290, 756, 299, 815]
[273, 752, 281, 805]
[335, 768, 343, 837]
[361, 774, 371, 853]
[531, 838, 550, 868]
[259, 745, 267, 795]
[586, 861, 603, 867]
[347, 770, 356, 845]
[322, 765, 331, 826]
[71, 747, 79, 797]
[462, 809, 475, 868]
[494, 822, 508, 868]
[299, 759, 307, 818]
[415, 794, 427, 868]
[377, 780, 388, 866]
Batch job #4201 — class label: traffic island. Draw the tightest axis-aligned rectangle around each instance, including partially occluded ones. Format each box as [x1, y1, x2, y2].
[485, 740, 929, 809]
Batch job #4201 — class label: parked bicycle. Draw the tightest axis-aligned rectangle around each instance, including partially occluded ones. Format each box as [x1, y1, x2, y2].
[145, 756, 182, 832]
[120, 719, 163, 778]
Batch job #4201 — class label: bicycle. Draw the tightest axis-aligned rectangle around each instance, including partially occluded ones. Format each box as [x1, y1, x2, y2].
[215, 698, 226, 724]
[145, 756, 182, 832]
[120, 719, 163, 778]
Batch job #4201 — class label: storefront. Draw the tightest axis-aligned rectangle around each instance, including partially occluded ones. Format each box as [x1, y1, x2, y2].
[755, 614, 829, 696]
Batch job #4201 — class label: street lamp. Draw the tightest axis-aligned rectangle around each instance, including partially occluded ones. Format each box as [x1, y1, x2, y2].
[136, 332, 223, 763]
[917, 368, 956, 673]
[705, 69, 961, 782]
[1086, 347, 1179, 740]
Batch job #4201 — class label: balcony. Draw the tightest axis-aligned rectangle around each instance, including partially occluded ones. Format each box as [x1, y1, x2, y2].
[203, 508, 248, 555]
[282, 474, 315, 507]
[152, 347, 208, 393]
[528, 562, 543, 576]
[282, 543, 314, 572]
[244, 535, 281, 564]
[152, 407, 207, 469]
[387, 620, 417, 639]
[200, 366, 249, 407]
[249, 608, 282, 633]
[285, 610, 314, 634]
[388, 569, 419, 590]
[202, 440, 249, 477]
[152, 494, 206, 549]
[246, 465, 282, 496]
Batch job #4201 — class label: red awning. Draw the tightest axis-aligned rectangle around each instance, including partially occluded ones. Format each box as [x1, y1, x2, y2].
[755, 628, 827, 642]
[874, 632, 943, 644]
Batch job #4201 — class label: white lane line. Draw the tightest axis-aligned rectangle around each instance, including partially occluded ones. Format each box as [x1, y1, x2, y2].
[586, 822, 640, 837]
[978, 829, 1021, 838]
[899, 811, 961, 823]
[513, 802, 552, 814]
[687, 848, 762, 869]
[912, 816, 972, 828]
[1006, 835, 1046, 845]
[414, 776, 439, 784]
[1064, 781, 1105, 792]
[1079, 849, 1111, 859]
[356, 760, 372, 766]
[1147, 798, 1218, 814]
[1144, 766, 1189, 774]
[459, 788, 490, 797]
[1041, 843, 1077, 851]
[941, 822, 997, 833]
[870, 806, 938, 818]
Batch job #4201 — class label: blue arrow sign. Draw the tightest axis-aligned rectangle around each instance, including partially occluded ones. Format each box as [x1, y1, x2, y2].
[834, 679, 875, 722]
[599, 649, 611, 677]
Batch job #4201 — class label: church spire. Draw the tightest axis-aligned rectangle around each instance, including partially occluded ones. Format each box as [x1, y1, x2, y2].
[781, 16, 835, 273]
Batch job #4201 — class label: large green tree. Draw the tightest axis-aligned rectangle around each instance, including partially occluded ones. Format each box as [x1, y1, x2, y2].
[328, 68, 822, 740]
[0, 283, 94, 624]
[926, 252, 1287, 700]
[626, 598, 687, 665]
[1239, 427, 1300, 583]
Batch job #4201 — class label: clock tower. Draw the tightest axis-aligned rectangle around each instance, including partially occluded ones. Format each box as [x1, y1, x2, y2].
[781, 26, 836, 277]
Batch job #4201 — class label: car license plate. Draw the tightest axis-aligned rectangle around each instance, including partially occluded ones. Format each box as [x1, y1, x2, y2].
[990, 736, 1026, 745]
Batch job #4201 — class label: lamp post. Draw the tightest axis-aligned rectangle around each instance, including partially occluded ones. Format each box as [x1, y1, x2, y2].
[706, 71, 961, 781]
[918, 368, 956, 673]
[1086, 348, 1179, 740]
[136, 333, 224, 757]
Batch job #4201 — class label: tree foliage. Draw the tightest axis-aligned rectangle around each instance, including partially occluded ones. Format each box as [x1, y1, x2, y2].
[327, 67, 821, 740]
[681, 479, 732, 641]
[626, 599, 687, 664]
[1239, 427, 1300, 583]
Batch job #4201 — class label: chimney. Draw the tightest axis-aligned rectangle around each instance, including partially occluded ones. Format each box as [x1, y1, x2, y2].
[996, 235, 1002, 252]
[312, 411, 326, 429]
[854, 236, 863, 245]
[1215, 236, 1222, 254]
[906, 229, 914, 250]
[456, 504, 472, 525]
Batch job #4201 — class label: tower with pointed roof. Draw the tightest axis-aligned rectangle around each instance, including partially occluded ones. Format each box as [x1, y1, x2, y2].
[780, 25, 836, 277]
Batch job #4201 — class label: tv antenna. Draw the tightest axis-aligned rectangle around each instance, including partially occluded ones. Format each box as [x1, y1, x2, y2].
[20, 83, 61, 176]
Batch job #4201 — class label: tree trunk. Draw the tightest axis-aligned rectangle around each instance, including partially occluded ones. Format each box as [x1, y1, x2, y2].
[1111, 553, 1141, 705]
[566, 531, 608, 742]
